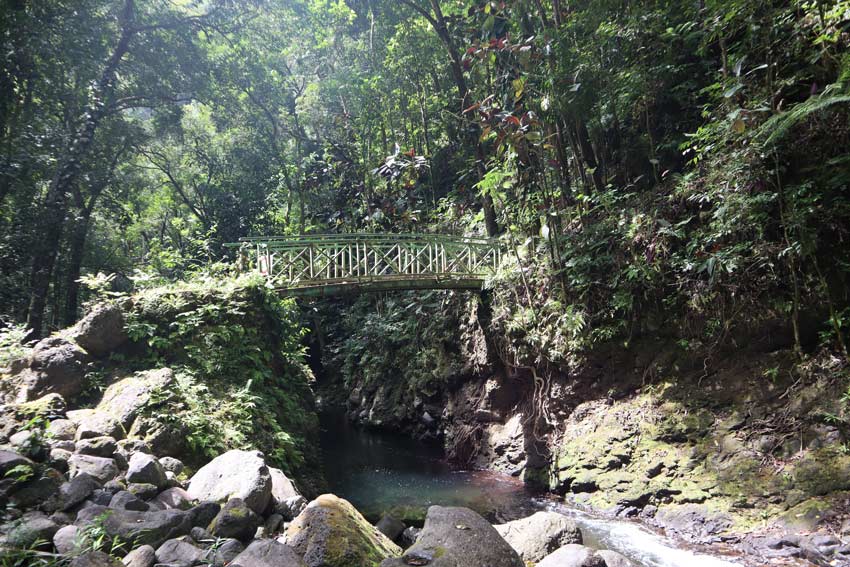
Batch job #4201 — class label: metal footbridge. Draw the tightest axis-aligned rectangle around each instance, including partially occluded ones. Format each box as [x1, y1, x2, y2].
[229, 234, 505, 296]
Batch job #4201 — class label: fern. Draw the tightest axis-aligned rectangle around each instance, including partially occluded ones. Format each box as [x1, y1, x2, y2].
[757, 89, 850, 148]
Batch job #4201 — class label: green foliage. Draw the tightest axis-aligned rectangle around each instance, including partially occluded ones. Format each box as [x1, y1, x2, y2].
[126, 274, 318, 479]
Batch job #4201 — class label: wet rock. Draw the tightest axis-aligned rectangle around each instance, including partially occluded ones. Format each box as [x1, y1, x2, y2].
[229, 539, 306, 567]
[597, 549, 635, 567]
[187, 449, 271, 515]
[4, 512, 60, 549]
[76, 504, 192, 548]
[208, 497, 261, 542]
[75, 412, 124, 442]
[537, 544, 606, 567]
[76, 436, 118, 458]
[495, 511, 582, 562]
[126, 452, 167, 488]
[53, 524, 80, 554]
[69, 303, 128, 357]
[70, 551, 122, 567]
[110, 490, 149, 512]
[68, 454, 119, 483]
[380, 505, 520, 567]
[154, 487, 193, 510]
[46, 472, 101, 512]
[19, 337, 90, 402]
[376, 514, 406, 541]
[155, 538, 205, 566]
[96, 368, 173, 429]
[286, 494, 402, 567]
[121, 545, 156, 567]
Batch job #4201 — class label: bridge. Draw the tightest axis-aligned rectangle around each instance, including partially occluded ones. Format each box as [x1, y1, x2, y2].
[229, 234, 505, 297]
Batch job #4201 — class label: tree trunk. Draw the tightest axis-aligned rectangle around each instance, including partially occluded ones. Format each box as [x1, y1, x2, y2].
[62, 212, 91, 326]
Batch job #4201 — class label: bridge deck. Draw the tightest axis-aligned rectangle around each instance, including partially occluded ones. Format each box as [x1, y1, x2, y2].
[228, 233, 503, 296]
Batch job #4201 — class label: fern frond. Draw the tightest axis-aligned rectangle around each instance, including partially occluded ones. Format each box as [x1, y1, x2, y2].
[756, 91, 850, 148]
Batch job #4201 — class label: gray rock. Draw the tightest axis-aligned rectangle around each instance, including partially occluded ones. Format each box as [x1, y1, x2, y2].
[75, 504, 192, 548]
[96, 368, 173, 429]
[49, 447, 73, 470]
[4, 512, 60, 549]
[269, 467, 300, 509]
[9, 429, 37, 450]
[127, 417, 186, 457]
[280, 495, 307, 521]
[208, 498, 261, 542]
[264, 513, 285, 535]
[68, 454, 118, 483]
[210, 538, 245, 566]
[19, 337, 90, 401]
[0, 449, 32, 476]
[103, 479, 125, 494]
[229, 539, 306, 567]
[9, 468, 63, 508]
[400, 526, 421, 547]
[495, 511, 582, 562]
[187, 450, 271, 515]
[126, 452, 167, 488]
[154, 538, 205, 566]
[53, 524, 80, 554]
[115, 439, 152, 460]
[70, 551, 122, 567]
[598, 549, 635, 567]
[90, 489, 114, 506]
[127, 482, 159, 500]
[154, 487, 193, 510]
[376, 514, 406, 541]
[110, 490, 149, 512]
[159, 456, 184, 475]
[537, 544, 606, 567]
[76, 436, 118, 458]
[190, 526, 214, 543]
[75, 412, 124, 442]
[70, 303, 128, 357]
[48, 418, 77, 441]
[46, 473, 101, 512]
[380, 506, 521, 567]
[121, 545, 156, 567]
[188, 501, 221, 528]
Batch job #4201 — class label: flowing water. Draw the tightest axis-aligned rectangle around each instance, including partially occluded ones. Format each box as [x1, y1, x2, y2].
[319, 411, 746, 567]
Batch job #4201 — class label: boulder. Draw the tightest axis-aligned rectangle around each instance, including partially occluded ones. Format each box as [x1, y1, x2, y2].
[281, 495, 308, 521]
[598, 549, 635, 566]
[47, 419, 77, 441]
[187, 450, 271, 515]
[537, 544, 607, 567]
[154, 487, 193, 510]
[159, 456, 184, 475]
[110, 490, 149, 512]
[188, 501, 221, 528]
[286, 494, 402, 567]
[127, 417, 186, 457]
[18, 337, 89, 401]
[115, 439, 152, 460]
[49, 447, 72, 471]
[70, 303, 128, 357]
[70, 551, 122, 567]
[0, 449, 33, 476]
[380, 506, 522, 567]
[154, 538, 205, 566]
[76, 436, 118, 458]
[96, 369, 173, 429]
[127, 482, 159, 500]
[270, 467, 300, 505]
[68, 454, 118, 483]
[126, 452, 167, 488]
[4, 512, 60, 549]
[75, 412, 124, 441]
[208, 498, 262, 542]
[46, 472, 101, 512]
[9, 467, 63, 508]
[376, 514, 406, 541]
[229, 539, 307, 567]
[121, 545, 156, 567]
[75, 505, 192, 548]
[53, 524, 81, 554]
[210, 538, 245, 566]
[495, 511, 582, 562]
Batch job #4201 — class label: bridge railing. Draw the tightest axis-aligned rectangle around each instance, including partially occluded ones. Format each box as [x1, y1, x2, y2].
[229, 233, 504, 291]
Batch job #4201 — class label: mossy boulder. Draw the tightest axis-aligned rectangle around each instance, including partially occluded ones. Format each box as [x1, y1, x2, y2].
[285, 494, 402, 567]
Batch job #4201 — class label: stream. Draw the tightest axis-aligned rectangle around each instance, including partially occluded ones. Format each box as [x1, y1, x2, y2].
[319, 411, 747, 567]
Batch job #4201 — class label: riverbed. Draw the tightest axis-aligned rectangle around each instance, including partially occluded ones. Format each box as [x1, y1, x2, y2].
[319, 411, 749, 567]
